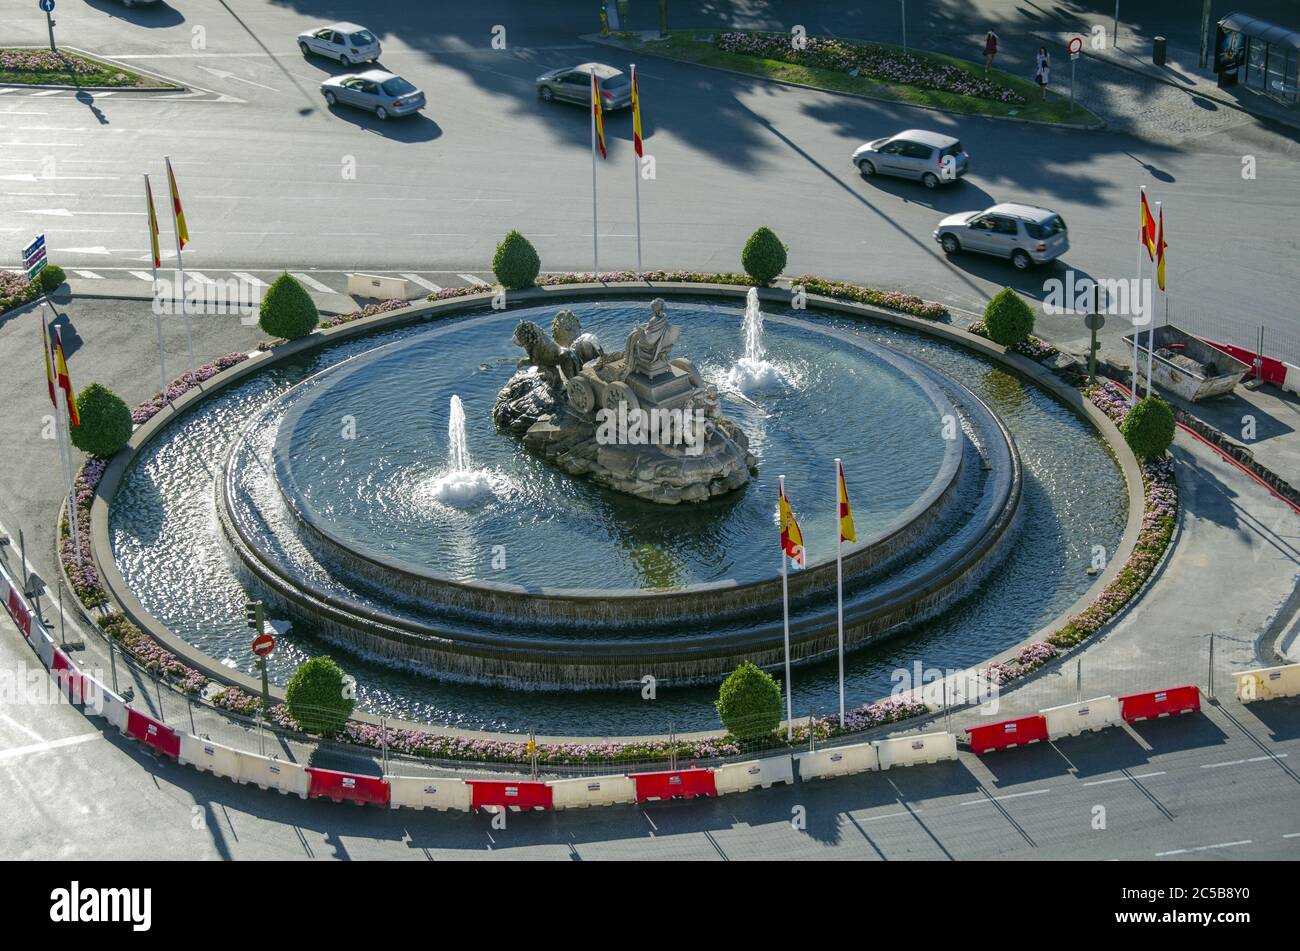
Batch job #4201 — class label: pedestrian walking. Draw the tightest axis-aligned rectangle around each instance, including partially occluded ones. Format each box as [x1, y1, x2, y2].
[1034, 46, 1051, 99]
[984, 31, 998, 71]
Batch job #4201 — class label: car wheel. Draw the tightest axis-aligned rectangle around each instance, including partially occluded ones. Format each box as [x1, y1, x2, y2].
[299, 42, 309, 57]
[1011, 250, 1032, 271]
[539, 86, 554, 102]
[857, 159, 875, 177]
[922, 172, 940, 189]
[940, 235, 961, 255]
[323, 91, 336, 106]
[339, 52, 350, 66]
[375, 106, 388, 120]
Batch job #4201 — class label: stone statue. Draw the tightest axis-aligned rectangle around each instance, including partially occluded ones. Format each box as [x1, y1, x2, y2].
[621, 298, 679, 380]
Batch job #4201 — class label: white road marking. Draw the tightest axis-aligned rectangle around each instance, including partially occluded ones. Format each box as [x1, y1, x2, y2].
[31, 90, 63, 98]
[232, 271, 268, 287]
[185, 271, 214, 284]
[1283, 833, 1300, 839]
[14, 208, 74, 216]
[1155, 840, 1251, 857]
[0, 711, 46, 744]
[401, 273, 442, 292]
[961, 789, 1052, 805]
[857, 809, 920, 822]
[0, 89, 14, 95]
[60, 246, 111, 255]
[290, 272, 335, 293]
[194, 65, 280, 92]
[1081, 771, 1166, 786]
[0, 732, 102, 763]
[1201, 753, 1286, 769]
[70, 270, 103, 279]
[458, 273, 489, 286]
[128, 270, 155, 282]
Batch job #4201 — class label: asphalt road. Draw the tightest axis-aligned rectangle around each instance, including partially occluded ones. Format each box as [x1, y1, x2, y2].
[2, 1, 1299, 353]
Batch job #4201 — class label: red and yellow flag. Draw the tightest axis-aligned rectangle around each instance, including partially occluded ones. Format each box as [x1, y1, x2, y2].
[54, 327, 79, 427]
[837, 461, 856, 544]
[145, 174, 161, 269]
[631, 66, 643, 158]
[1155, 206, 1167, 291]
[591, 71, 607, 159]
[1140, 190, 1157, 262]
[778, 481, 805, 568]
[166, 156, 188, 250]
[42, 316, 57, 409]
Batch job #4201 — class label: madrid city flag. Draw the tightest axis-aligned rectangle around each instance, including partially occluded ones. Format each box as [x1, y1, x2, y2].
[779, 482, 806, 568]
[166, 156, 188, 250]
[837, 461, 856, 544]
[591, 71, 607, 159]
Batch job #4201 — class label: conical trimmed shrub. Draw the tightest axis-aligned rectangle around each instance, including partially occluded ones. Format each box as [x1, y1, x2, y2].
[741, 227, 787, 285]
[258, 272, 319, 340]
[70, 383, 133, 458]
[493, 230, 541, 289]
[1122, 395, 1175, 459]
[984, 286, 1035, 346]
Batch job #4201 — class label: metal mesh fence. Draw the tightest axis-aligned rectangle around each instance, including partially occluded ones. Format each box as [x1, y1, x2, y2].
[1162, 296, 1300, 369]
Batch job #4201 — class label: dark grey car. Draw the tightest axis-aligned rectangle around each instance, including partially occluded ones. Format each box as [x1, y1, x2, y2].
[536, 63, 632, 110]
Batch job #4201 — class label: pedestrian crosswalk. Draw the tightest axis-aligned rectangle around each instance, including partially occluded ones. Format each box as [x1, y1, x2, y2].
[46, 268, 497, 299]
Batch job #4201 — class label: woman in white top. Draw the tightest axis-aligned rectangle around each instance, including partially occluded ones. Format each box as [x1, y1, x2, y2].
[1034, 47, 1050, 99]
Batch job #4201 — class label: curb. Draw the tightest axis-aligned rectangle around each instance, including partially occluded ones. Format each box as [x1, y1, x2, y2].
[0, 45, 187, 93]
[584, 33, 1107, 131]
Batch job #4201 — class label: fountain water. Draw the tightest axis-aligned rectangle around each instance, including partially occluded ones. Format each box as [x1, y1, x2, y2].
[726, 287, 784, 392]
[429, 395, 495, 506]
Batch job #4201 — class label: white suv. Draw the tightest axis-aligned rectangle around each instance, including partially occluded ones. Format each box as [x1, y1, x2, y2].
[934, 203, 1069, 270]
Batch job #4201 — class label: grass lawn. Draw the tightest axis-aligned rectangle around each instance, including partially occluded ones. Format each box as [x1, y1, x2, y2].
[0, 48, 171, 88]
[603, 30, 1098, 127]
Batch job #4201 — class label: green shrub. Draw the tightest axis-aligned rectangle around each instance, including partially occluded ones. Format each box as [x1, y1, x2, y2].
[492, 230, 541, 289]
[284, 656, 355, 737]
[1122, 395, 1175, 459]
[258, 273, 319, 340]
[39, 264, 66, 293]
[983, 287, 1035, 346]
[741, 227, 787, 285]
[715, 660, 783, 740]
[69, 383, 133, 458]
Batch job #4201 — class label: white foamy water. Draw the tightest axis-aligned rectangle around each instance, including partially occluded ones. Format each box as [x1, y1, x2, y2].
[725, 287, 786, 392]
[429, 395, 495, 506]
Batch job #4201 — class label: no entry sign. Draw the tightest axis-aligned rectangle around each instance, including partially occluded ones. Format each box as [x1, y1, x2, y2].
[1068, 36, 1084, 59]
[252, 633, 276, 657]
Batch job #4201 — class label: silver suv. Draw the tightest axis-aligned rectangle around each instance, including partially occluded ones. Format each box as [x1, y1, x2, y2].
[852, 130, 969, 188]
[934, 203, 1069, 270]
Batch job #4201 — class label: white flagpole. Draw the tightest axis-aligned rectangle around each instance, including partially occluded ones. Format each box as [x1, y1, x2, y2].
[590, 73, 599, 274]
[145, 173, 167, 397]
[835, 458, 845, 730]
[1147, 201, 1160, 396]
[779, 474, 793, 742]
[43, 311, 81, 566]
[1132, 186, 1144, 403]
[165, 156, 195, 379]
[631, 63, 642, 274]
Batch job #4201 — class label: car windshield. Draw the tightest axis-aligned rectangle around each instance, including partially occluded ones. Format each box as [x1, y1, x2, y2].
[381, 77, 417, 96]
[1025, 215, 1067, 238]
[349, 31, 377, 45]
[600, 75, 630, 91]
[941, 142, 963, 157]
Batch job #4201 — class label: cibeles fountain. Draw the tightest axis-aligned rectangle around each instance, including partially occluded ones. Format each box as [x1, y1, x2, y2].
[494, 298, 757, 504]
[102, 284, 1132, 727]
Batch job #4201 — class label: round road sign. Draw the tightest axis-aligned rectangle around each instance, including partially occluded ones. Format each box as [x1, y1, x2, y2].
[252, 633, 276, 657]
[1084, 312, 1106, 332]
[1067, 36, 1084, 58]
[40, 0, 55, 12]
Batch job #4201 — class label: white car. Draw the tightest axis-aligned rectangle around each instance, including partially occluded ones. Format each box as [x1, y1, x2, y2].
[297, 23, 381, 66]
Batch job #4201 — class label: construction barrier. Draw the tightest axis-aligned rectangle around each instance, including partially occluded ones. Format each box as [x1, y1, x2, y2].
[795, 742, 878, 781]
[714, 756, 795, 794]
[965, 715, 1049, 754]
[1040, 696, 1123, 739]
[547, 774, 637, 808]
[876, 731, 958, 769]
[468, 779, 554, 811]
[346, 272, 410, 300]
[99, 688, 130, 732]
[179, 734, 242, 780]
[630, 767, 717, 802]
[30, 629, 55, 668]
[1234, 664, 1300, 703]
[305, 767, 391, 807]
[235, 751, 309, 797]
[1285, 362, 1300, 397]
[125, 708, 181, 759]
[1119, 686, 1200, 722]
[2, 578, 34, 639]
[50, 647, 90, 707]
[1205, 340, 1289, 387]
[388, 775, 472, 812]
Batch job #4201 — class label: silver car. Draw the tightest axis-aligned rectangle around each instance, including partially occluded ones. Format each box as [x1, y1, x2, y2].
[934, 203, 1070, 271]
[852, 129, 969, 188]
[536, 63, 632, 110]
[298, 22, 381, 65]
[321, 70, 425, 120]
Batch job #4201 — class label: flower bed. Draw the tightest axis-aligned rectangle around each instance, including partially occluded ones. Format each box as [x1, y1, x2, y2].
[0, 48, 155, 87]
[0, 270, 39, 316]
[715, 32, 1025, 105]
[319, 297, 408, 329]
[796, 275, 949, 320]
[966, 318, 1059, 362]
[130, 352, 250, 425]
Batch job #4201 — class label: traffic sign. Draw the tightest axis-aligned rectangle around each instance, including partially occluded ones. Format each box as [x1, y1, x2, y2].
[23, 234, 48, 281]
[1067, 36, 1083, 59]
[39, 0, 55, 12]
[1084, 312, 1106, 331]
[252, 633, 275, 657]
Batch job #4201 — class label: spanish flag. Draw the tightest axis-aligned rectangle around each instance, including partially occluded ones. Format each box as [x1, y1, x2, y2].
[778, 480, 805, 568]
[166, 156, 188, 251]
[1155, 206, 1167, 292]
[837, 460, 856, 544]
[631, 65, 643, 158]
[1140, 190, 1157, 262]
[54, 327, 79, 426]
[42, 316, 57, 409]
[145, 174, 161, 270]
[591, 71, 606, 159]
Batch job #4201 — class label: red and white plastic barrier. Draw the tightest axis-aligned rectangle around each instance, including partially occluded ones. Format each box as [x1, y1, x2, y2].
[1039, 696, 1123, 739]
[236, 752, 309, 797]
[630, 767, 716, 802]
[468, 779, 553, 811]
[1204, 340, 1291, 388]
[877, 731, 958, 769]
[547, 774, 636, 808]
[714, 756, 794, 794]
[1118, 685, 1200, 722]
[389, 775, 472, 811]
[179, 734, 242, 780]
[1234, 664, 1300, 703]
[125, 708, 181, 759]
[305, 767, 391, 807]
[796, 742, 879, 780]
[965, 715, 1049, 754]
